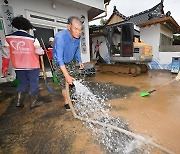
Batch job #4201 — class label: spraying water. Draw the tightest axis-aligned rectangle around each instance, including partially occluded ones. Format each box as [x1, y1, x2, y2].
[72, 80, 148, 153]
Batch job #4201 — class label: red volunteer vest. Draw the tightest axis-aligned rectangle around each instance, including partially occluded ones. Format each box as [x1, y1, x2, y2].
[47, 48, 53, 60]
[6, 36, 40, 69]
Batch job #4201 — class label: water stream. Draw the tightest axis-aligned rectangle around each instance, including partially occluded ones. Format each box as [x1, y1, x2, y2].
[72, 80, 150, 154]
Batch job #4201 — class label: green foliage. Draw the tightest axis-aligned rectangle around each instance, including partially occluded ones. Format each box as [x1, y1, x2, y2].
[100, 18, 108, 25]
[173, 34, 180, 45]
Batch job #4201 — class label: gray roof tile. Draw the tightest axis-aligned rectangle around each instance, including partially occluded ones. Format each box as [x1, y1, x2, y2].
[114, 1, 166, 25]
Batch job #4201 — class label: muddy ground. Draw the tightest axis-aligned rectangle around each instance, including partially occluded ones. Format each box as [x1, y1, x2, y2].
[0, 70, 180, 154]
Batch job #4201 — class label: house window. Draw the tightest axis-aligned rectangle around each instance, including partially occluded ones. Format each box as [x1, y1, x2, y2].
[160, 33, 172, 45]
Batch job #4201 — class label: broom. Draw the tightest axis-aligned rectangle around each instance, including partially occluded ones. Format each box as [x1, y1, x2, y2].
[40, 55, 53, 93]
[41, 38, 58, 83]
[140, 78, 176, 97]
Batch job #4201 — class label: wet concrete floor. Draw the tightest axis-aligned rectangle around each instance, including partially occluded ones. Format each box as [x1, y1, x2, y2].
[0, 70, 180, 153]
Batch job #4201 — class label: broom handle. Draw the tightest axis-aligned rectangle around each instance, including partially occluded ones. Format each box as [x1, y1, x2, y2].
[155, 78, 176, 91]
[41, 38, 54, 71]
[40, 55, 46, 80]
[66, 82, 77, 118]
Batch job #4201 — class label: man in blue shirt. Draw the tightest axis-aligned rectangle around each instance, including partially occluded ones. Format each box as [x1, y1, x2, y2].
[53, 16, 84, 111]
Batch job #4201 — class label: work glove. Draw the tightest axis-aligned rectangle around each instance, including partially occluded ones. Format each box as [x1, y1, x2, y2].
[35, 48, 44, 55]
[176, 72, 180, 81]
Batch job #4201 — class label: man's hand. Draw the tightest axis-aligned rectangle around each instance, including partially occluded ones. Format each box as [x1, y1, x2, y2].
[176, 72, 180, 81]
[65, 74, 75, 85]
[79, 62, 84, 70]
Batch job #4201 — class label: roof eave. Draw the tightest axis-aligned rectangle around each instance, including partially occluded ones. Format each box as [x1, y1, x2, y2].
[88, 8, 104, 21]
[104, 0, 111, 4]
[88, 0, 111, 21]
[139, 16, 180, 33]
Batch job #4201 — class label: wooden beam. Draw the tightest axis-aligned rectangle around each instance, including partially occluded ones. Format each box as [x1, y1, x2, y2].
[139, 16, 180, 32]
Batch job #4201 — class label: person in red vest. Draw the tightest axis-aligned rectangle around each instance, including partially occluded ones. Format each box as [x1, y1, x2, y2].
[45, 37, 54, 67]
[2, 16, 44, 109]
[46, 37, 54, 61]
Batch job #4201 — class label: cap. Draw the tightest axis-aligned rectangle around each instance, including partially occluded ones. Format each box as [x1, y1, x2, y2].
[49, 37, 54, 42]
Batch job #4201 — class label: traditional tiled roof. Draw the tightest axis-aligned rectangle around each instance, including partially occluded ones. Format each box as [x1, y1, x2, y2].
[108, 1, 167, 26]
[105, 0, 180, 32]
[113, 6, 126, 20]
[125, 0, 166, 25]
[104, 0, 111, 4]
[105, 6, 126, 25]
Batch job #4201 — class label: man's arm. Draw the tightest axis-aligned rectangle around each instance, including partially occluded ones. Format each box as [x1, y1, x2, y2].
[34, 38, 44, 55]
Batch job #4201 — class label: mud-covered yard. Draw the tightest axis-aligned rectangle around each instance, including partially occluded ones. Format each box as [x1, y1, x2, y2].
[0, 70, 180, 154]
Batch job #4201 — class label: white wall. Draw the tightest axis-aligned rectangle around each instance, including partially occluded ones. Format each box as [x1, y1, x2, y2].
[73, 0, 104, 10]
[0, 0, 90, 63]
[159, 52, 180, 64]
[0, 0, 87, 20]
[140, 23, 180, 70]
[159, 24, 175, 65]
[80, 22, 90, 63]
[160, 24, 173, 38]
[140, 24, 160, 60]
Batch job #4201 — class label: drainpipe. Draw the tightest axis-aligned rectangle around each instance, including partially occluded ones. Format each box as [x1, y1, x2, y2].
[89, 1, 110, 21]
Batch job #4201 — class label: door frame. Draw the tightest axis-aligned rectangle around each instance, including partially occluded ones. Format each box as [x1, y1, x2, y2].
[25, 10, 67, 35]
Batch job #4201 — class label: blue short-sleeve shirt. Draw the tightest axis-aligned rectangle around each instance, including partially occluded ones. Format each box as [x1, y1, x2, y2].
[53, 29, 82, 66]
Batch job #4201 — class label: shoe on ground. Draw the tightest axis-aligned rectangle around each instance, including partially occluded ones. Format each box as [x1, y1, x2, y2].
[64, 104, 71, 111]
